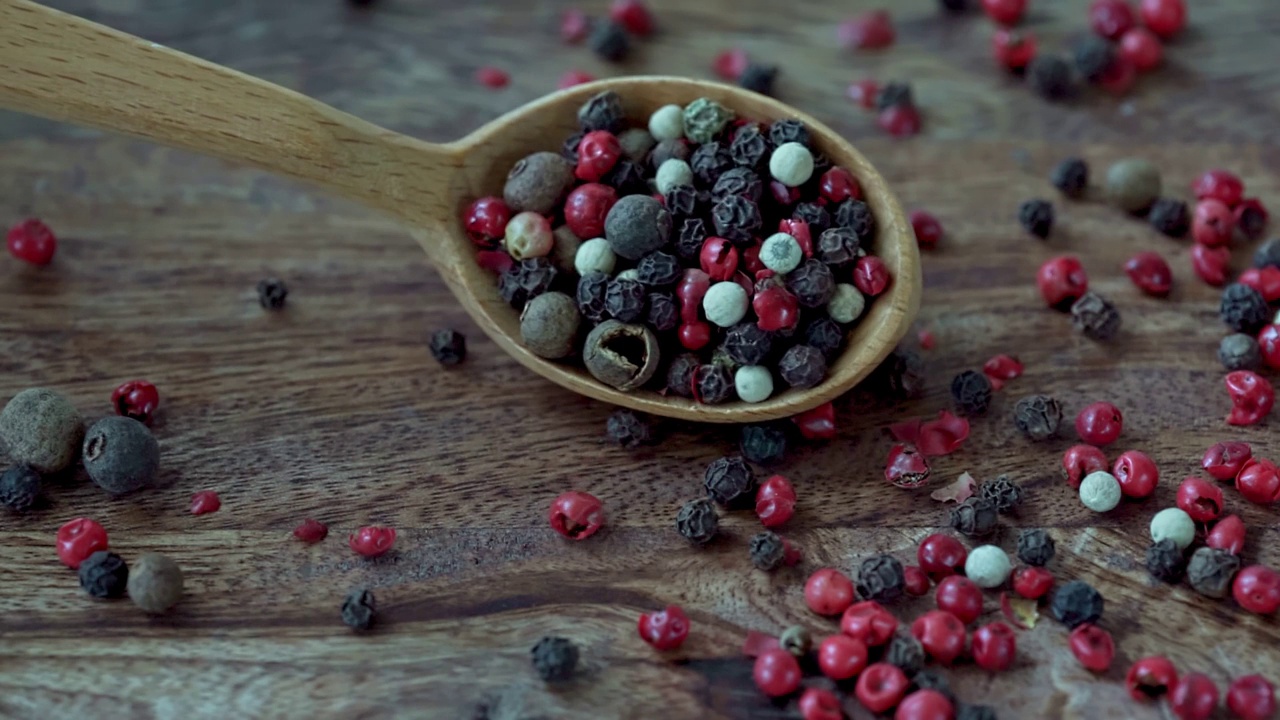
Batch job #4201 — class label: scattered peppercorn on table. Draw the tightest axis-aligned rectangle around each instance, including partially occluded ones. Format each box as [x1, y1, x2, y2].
[2, 0, 1279, 718]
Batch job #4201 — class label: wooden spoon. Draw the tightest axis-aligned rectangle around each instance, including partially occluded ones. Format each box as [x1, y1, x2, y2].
[0, 0, 920, 423]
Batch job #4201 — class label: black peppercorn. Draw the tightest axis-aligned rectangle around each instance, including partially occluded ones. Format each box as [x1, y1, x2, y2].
[951, 370, 993, 416]
[1018, 199, 1054, 239]
[606, 409, 652, 448]
[957, 704, 998, 720]
[779, 345, 827, 389]
[578, 90, 624, 133]
[695, 363, 735, 404]
[428, 329, 467, 366]
[1013, 394, 1062, 441]
[938, 0, 968, 10]
[676, 497, 719, 544]
[1071, 291, 1122, 341]
[738, 63, 779, 96]
[341, 588, 376, 631]
[980, 476, 1023, 514]
[912, 670, 956, 705]
[1016, 529, 1056, 567]
[877, 82, 913, 111]
[257, 278, 288, 309]
[1255, 238, 1280, 270]
[690, 142, 734, 187]
[712, 194, 762, 246]
[874, 348, 926, 399]
[1219, 333, 1262, 371]
[793, 202, 832, 234]
[857, 554, 906, 603]
[704, 456, 756, 507]
[1027, 55, 1074, 101]
[646, 292, 680, 332]
[0, 464, 40, 512]
[499, 258, 558, 310]
[1239, 204, 1268, 241]
[1187, 546, 1240, 599]
[636, 251, 682, 288]
[561, 130, 585, 164]
[588, 22, 629, 62]
[531, 636, 579, 682]
[749, 531, 786, 571]
[1073, 36, 1116, 81]
[674, 218, 709, 261]
[1148, 198, 1190, 237]
[884, 633, 925, 676]
[1220, 283, 1271, 335]
[78, 550, 129, 599]
[950, 497, 999, 537]
[1145, 539, 1186, 584]
[817, 226, 862, 268]
[605, 159, 649, 196]
[712, 167, 763, 203]
[605, 278, 647, 323]
[805, 317, 845, 361]
[741, 424, 787, 466]
[665, 353, 700, 397]
[1050, 580, 1104, 628]
[786, 258, 836, 308]
[1050, 157, 1089, 199]
[729, 124, 770, 169]
[833, 200, 876, 243]
[769, 119, 810, 148]
[576, 272, 610, 323]
[723, 322, 773, 366]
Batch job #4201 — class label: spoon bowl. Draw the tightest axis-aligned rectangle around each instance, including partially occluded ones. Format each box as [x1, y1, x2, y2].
[0, 1, 920, 423]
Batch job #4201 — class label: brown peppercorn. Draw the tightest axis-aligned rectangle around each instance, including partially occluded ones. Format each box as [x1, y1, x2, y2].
[127, 552, 184, 614]
[856, 554, 906, 603]
[1071, 291, 1122, 340]
[83, 416, 160, 495]
[1145, 539, 1186, 584]
[549, 226, 582, 275]
[520, 292, 581, 360]
[503, 152, 575, 215]
[604, 195, 672, 261]
[979, 476, 1023, 514]
[704, 455, 756, 507]
[675, 497, 719, 545]
[1105, 158, 1161, 215]
[949, 497, 999, 537]
[582, 320, 660, 391]
[1186, 546, 1240, 599]
[1013, 394, 1063, 440]
[749, 531, 786, 571]
[779, 625, 812, 657]
[0, 388, 84, 474]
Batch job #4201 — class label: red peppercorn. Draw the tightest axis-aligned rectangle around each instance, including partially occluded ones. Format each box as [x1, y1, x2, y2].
[610, 0, 655, 35]
[908, 210, 943, 250]
[464, 197, 512, 245]
[1037, 256, 1089, 311]
[111, 379, 160, 425]
[56, 518, 108, 569]
[806, 568, 856, 616]
[1089, 0, 1137, 39]
[878, 104, 921, 137]
[793, 402, 837, 440]
[982, 0, 1027, 25]
[1233, 565, 1280, 615]
[992, 29, 1037, 71]
[548, 491, 605, 540]
[1193, 199, 1235, 247]
[971, 622, 1017, 673]
[818, 633, 869, 680]
[6, 218, 58, 266]
[778, 219, 813, 258]
[753, 286, 800, 332]
[1119, 27, 1162, 72]
[1236, 458, 1280, 505]
[1194, 169, 1243, 206]
[713, 48, 750, 81]
[1113, 449, 1159, 499]
[799, 687, 844, 720]
[1069, 624, 1115, 673]
[918, 533, 967, 579]
[1171, 672, 1220, 720]
[678, 321, 712, 351]
[856, 663, 909, 714]
[1076, 402, 1123, 446]
[917, 329, 936, 351]
[854, 255, 890, 297]
[1012, 566, 1054, 600]
[1259, 325, 1280, 370]
[1228, 675, 1278, 720]
[1207, 514, 1246, 554]
[1127, 656, 1179, 701]
[904, 566, 931, 596]
[983, 354, 1023, 382]
[1225, 371, 1275, 426]
[757, 475, 797, 505]
[841, 600, 898, 647]
[564, 184, 618, 240]
[895, 689, 954, 720]
[847, 78, 881, 109]
[638, 604, 690, 650]
[1098, 56, 1137, 96]
[575, 131, 622, 182]
[349, 525, 396, 558]
[885, 443, 931, 489]
[820, 167, 862, 204]
[1236, 198, 1270, 241]
[935, 575, 984, 625]
[838, 11, 895, 51]
[700, 237, 740, 282]
[756, 497, 794, 529]
[770, 179, 802, 206]
[560, 8, 589, 44]
[476, 249, 515, 275]
[474, 66, 509, 89]
[753, 649, 802, 698]
[557, 70, 596, 89]
[189, 490, 221, 515]
[1239, 269, 1280, 304]
[911, 610, 967, 665]
[1124, 251, 1172, 297]
[1191, 243, 1231, 287]
[1176, 476, 1224, 523]
[293, 518, 328, 543]
[1063, 444, 1109, 489]
[1140, 0, 1186, 39]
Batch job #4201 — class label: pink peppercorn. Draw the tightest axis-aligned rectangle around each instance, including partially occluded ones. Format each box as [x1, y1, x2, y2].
[753, 286, 799, 331]
[610, 0, 655, 36]
[1238, 269, 1280, 303]
[878, 104, 921, 137]
[678, 321, 711, 351]
[1170, 672, 1220, 720]
[576, 131, 622, 182]
[917, 329, 935, 350]
[1089, 0, 1137, 39]
[563, 184, 618, 240]
[1225, 371, 1275, 426]
[909, 210, 943, 250]
[1063, 444, 1108, 489]
[793, 402, 837, 440]
[1176, 476, 1224, 523]
[820, 167, 862, 204]
[847, 79, 880, 109]
[474, 67, 509, 89]
[1193, 199, 1235, 247]
[1119, 27, 1163, 72]
[838, 11, 895, 51]
[349, 526, 397, 558]
[1190, 243, 1230, 286]
[293, 518, 329, 543]
[904, 566, 931, 596]
[1201, 441, 1252, 481]
[713, 49, 749, 81]
[983, 354, 1023, 382]
[700, 237, 740, 281]
[1236, 458, 1280, 505]
[770, 180, 802, 206]
[854, 256, 890, 297]
[1228, 675, 1278, 720]
[778, 219, 813, 258]
[1193, 169, 1244, 207]
[557, 70, 596, 89]
[1124, 251, 1173, 297]
[189, 490, 221, 515]
[1098, 56, 1137, 96]
[560, 8, 589, 44]
[56, 518, 109, 569]
[111, 380, 160, 425]
[548, 491, 605, 541]
[1258, 325, 1280, 370]
[463, 197, 511, 246]
[476, 249, 514, 275]
[1113, 449, 1159, 498]
[992, 29, 1037, 72]
[6, 218, 57, 266]
[1206, 514, 1246, 555]
[1140, 0, 1187, 40]
[1076, 402, 1123, 446]
[982, 0, 1027, 26]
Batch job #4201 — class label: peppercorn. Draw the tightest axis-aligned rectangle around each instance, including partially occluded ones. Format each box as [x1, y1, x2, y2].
[583, 320, 659, 390]
[1148, 197, 1190, 237]
[676, 497, 719, 544]
[693, 363, 733, 404]
[336, 588, 377, 631]
[956, 705, 998, 720]
[656, 160, 694, 198]
[818, 226, 862, 268]
[683, 98, 734, 144]
[78, 550, 128, 599]
[786, 258, 836, 309]
[875, 348, 926, 399]
[711, 194, 762, 246]
[778, 345, 827, 389]
[951, 370, 992, 416]
[1013, 394, 1062, 441]
[1050, 580, 1104, 628]
[1051, 158, 1089, 199]
[730, 124, 770, 169]
[646, 293, 679, 332]
[950, 497, 999, 537]
[799, 317, 842, 361]
[1145, 539, 1186, 584]
[704, 456, 756, 507]
[498, 257, 558, 310]
[738, 63, 778, 96]
[827, 284, 865, 324]
[531, 636, 579, 682]
[1221, 283, 1270, 334]
[1027, 55, 1074, 100]
[83, 416, 160, 496]
[1019, 199, 1054, 238]
[504, 152, 575, 215]
[588, 21, 629, 62]
[791, 203, 830, 235]
[257, 278, 288, 309]
[560, 130, 586, 164]
[833, 200, 876, 242]
[668, 219, 706, 263]
[736, 424, 785, 466]
[660, 354, 698, 397]
[980, 476, 1023, 514]
[911, 670, 956, 705]
[690, 142, 734, 187]
[574, 273, 609, 324]
[127, 552, 183, 614]
[750, 530, 786, 571]
[1074, 36, 1117, 81]
[884, 633, 925, 676]
[938, 0, 968, 9]
[1187, 546, 1240, 599]
[0, 465, 40, 512]
[605, 409, 651, 448]
[1017, 529, 1056, 567]
[1071, 291, 1122, 341]
[0, 388, 84, 475]
[857, 554, 906, 603]
[605, 159, 648, 195]
[1219, 333, 1262, 371]
[877, 82, 914, 112]
[1105, 158, 1162, 214]
[769, 119, 810, 147]
[712, 167, 763, 203]
[605, 195, 672, 261]
[1254, 238, 1280, 269]
[604, 278, 647, 323]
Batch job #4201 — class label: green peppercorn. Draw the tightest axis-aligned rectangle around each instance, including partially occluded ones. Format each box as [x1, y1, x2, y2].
[778, 625, 812, 656]
[884, 633, 925, 676]
[127, 552, 183, 614]
[1186, 546, 1240, 599]
[856, 554, 906, 603]
[604, 195, 672, 261]
[1014, 394, 1063, 440]
[0, 388, 84, 474]
[342, 588, 376, 630]
[704, 456, 755, 507]
[531, 636, 579, 682]
[79, 550, 129, 599]
[1105, 158, 1162, 215]
[950, 497, 999, 537]
[83, 416, 160, 495]
[583, 320, 660, 391]
[675, 497, 719, 545]
[749, 530, 786, 571]
[503, 152, 575, 215]
[979, 476, 1023, 514]
[606, 409, 652, 448]
[682, 98, 735, 144]
[520, 292, 581, 360]
[0, 465, 40, 513]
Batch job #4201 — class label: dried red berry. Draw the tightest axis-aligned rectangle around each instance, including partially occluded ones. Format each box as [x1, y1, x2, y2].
[638, 604, 690, 650]
[878, 104, 921, 137]
[1236, 198, 1270, 240]
[1127, 655, 1178, 700]
[1193, 169, 1243, 207]
[805, 568, 856, 616]
[464, 197, 512, 245]
[896, 690, 954, 720]
[753, 286, 800, 332]
[293, 518, 328, 543]
[610, 0, 655, 36]
[799, 687, 844, 720]
[1012, 566, 1054, 600]
[1140, 0, 1186, 40]
[778, 219, 813, 258]
[57, 518, 109, 569]
[1170, 672, 1220, 720]
[560, 8, 590, 44]
[916, 411, 971, 457]
[917, 329, 935, 350]
[1069, 624, 1115, 672]
[1037, 256, 1089, 310]
[847, 78, 881, 109]
[854, 255, 890, 297]
[1207, 514, 1246, 554]
[189, 490, 221, 515]
[1225, 371, 1275, 426]
[992, 29, 1037, 71]
[911, 610, 966, 665]
[982, 0, 1027, 25]
[678, 321, 712, 351]
[6, 218, 57, 266]
[818, 633, 869, 680]
[793, 402, 837, 440]
[1233, 565, 1280, 614]
[770, 179, 802, 206]
[1191, 243, 1231, 286]
[904, 565, 931, 596]
[983, 354, 1023, 383]
[971, 622, 1016, 672]
[111, 380, 160, 424]
[918, 533, 967, 579]
[1119, 27, 1162, 72]
[885, 443, 931, 488]
[1076, 402, 1123, 446]
[1112, 449, 1158, 498]
[1176, 476, 1224, 523]
[548, 491, 605, 540]
[474, 66, 509, 89]
[1236, 458, 1280, 505]
[1124, 251, 1172, 297]
[1063, 444, 1108, 489]
[909, 210, 943, 250]
[712, 48, 750, 80]
[476, 249, 514, 275]
[564, 183, 618, 240]
[820, 167, 862, 204]
[349, 525, 396, 558]
[856, 663, 909, 713]
[1228, 675, 1277, 720]
[1193, 199, 1235, 247]
[753, 649, 802, 697]
[935, 575, 984, 624]
[841, 600, 898, 647]
[575, 131, 622, 182]
[839, 11, 895, 50]
[1238, 268, 1280, 303]
[756, 496, 795, 529]
[557, 70, 596, 89]
[1259, 324, 1280, 370]
[1089, 0, 1136, 39]
[700, 236, 740, 281]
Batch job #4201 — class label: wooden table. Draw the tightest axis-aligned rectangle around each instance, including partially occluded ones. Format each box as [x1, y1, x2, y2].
[2, 1, 1278, 717]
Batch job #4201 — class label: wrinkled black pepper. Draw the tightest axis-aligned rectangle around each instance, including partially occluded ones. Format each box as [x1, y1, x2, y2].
[1187, 546, 1240, 599]
[817, 226, 862, 267]
[779, 345, 827, 389]
[793, 202, 832, 234]
[741, 424, 787, 465]
[604, 159, 648, 195]
[769, 119, 810, 148]
[712, 194, 762, 246]
[662, 185, 698, 220]
[1255, 239, 1280, 270]
[739, 64, 778, 96]
[729, 124, 770, 168]
[980, 476, 1023, 514]
[690, 142, 734, 187]
[561, 130, 585, 163]
[1017, 529, 1056, 567]
[1148, 198, 1190, 237]
[875, 348, 926, 399]
[1071, 291, 1122, 341]
[884, 633, 925, 676]
[877, 82, 914, 111]
[499, 258, 558, 309]
[606, 409, 652, 448]
[1013, 394, 1062, 441]
[665, 353, 700, 397]
[856, 554, 906, 603]
[588, 22, 630, 62]
[1073, 36, 1117, 81]
[712, 167, 763, 203]
[341, 588, 376, 631]
[429, 329, 467, 366]
[951, 370, 993, 416]
[957, 705, 999, 720]
[1220, 283, 1270, 335]
[1051, 157, 1089, 199]
[912, 670, 957, 705]
[605, 278, 647, 323]
[833, 200, 876, 242]
[78, 550, 129, 599]
[950, 497, 999, 537]
[1145, 539, 1186, 584]
[723, 322, 774, 366]
[676, 497, 720, 544]
[636, 251, 682, 287]
[0, 465, 40, 512]
[646, 292, 680, 332]
[1050, 580, 1104, 628]
[531, 636, 579, 682]
[1239, 204, 1269, 241]
[779, 625, 812, 656]
[805, 317, 845, 361]
[695, 363, 735, 404]
[1219, 333, 1262, 371]
[257, 278, 288, 309]
[676, 218, 709, 260]
[749, 531, 786, 571]
[576, 272, 610, 323]
[578, 90, 624, 133]
[1027, 55, 1074, 101]
[1019, 199, 1054, 239]
[704, 456, 756, 506]
[786, 259, 836, 308]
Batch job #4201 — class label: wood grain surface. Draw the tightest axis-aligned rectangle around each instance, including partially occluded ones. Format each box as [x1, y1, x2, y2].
[0, 0, 1278, 718]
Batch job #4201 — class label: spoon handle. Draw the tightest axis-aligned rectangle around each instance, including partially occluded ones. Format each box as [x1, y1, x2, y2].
[0, 0, 457, 218]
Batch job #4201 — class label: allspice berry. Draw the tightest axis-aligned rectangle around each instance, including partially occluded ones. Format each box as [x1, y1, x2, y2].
[0, 387, 85, 474]
[83, 416, 161, 495]
[520, 291, 581, 359]
[1105, 159, 1161, 214]
[582, 320, 660, 391]
[127, 552, 184, 613]
[604, 195, 672, 260]
[503, 152, 575, 215]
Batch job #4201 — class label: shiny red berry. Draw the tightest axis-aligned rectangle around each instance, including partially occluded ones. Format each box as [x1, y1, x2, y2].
[1233, 565, 1280, 615]
[971, 621, 1016, 673]
[678, 321, 712, 351]
[792, 401, 837, 440]
[918, 533, 967, 578]
[854, 256, 891, 297]
[189, 490, 221, 515]
[610, 0, 655, 35]
[778, 219, 813, 258]
[911, 610, 966, 665]
[1140, 0, 1186, 39]
[1236, 458, 1280, 505]
[909, 210, 943, 250]
[753, 286, 799, 331]
[349, 525, 396, 558]
[638, 604, 690, 650]
[700, 236, 740, 282]
[983, 354, 1023, 382]
[904, 565, 931, 596]
[557, 69, 596, 89]
[878, 104, 921, 137]
[841, 600, 898, 647]
[1119, 27, 1162, 72]
[1076, 402, 1123, 446]
[560, 8, 589, 44]
[1089, 0, 1136, 39]
[820, 167, 862, 204]
[1176, 476, 1224, 523]
[1225, 371, 1275, 426]
[575, 131, 622, 182]
[111, 379, 160, 424]
[475, 66, 509, 89]
[982, 0, 1026, 25]
[1069, 624, 1115, 672]
[548, 491, 605, 540]
[756, 475, 796, 529]
[1170, 672, 1220, 720]
[895, 689, 954, 720]
[1193, 199, 1235, 247]
[1191, 243, 1231, 286]
[1228, 675, 1277, 720]
[1037, 256, 1089, 310]
[1236, 198, 1270, 241]
[1124, 251, 1172, 297]
[770, 179, 802, 205]
[1063, 444, 1109, 489]
[805, 568, 856, 616]
[1113, 449, 1158, 498]
[1207, 514, 1246, 555]
[1258, 325, 1280, 370]
[1242, 268, 1280, 303]
[463, 197, 512, 245]
[563, 184, 618, 240]
[935, 575, 984, 625]
[799, 687, 844, 720]
[713, 48, 749, 81]
[56, 517, 109, 569]
[753, 649, 802, 697]
[1127, 655, 1178, 701]
[757, 475, 796, 504]
[677, 268, 711, 320]
[847, 78, 881, 109]
[293, 518, 329, 543]
[838, 10, 895, 50]
[885, 444, 930, 489]
[818, 633, 869, 680]
[856, 663, 909, 714]
[476, 249, 514, 275]
[1194, 169, 1243, 207]
[992, 29, 1037, 71]
[7, 218, 57, 266]
[1012, 566, 1054, 600]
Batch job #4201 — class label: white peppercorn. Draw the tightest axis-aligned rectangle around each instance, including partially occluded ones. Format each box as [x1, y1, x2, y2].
[504, 211, 554, 261]
[703, 281, 749, 328]
[769, 142, 815, 187]
[575, 237, 617, 276]
[735, 365, 774, 403]
[655, 158, 694, 195]
[617, 128, 656, 163]
[1150, 507, 1196, 550]
[520, 292, 581, 359]
[1079, 470, 1122, 512]
[965, 545, 1012, 589]
[649, 104, 685, 142]
[760, 232, 803, 274]
[582, 320, 660, 391]
[827, 283, 865, 324]
[616, 268, 641, 282]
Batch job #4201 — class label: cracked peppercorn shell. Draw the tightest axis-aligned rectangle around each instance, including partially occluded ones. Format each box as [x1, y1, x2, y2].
[884, 633, 925, 676]
[1051, 157, 1089, 199]
[0, 465, 40, 512]
[675, 497, 719, 544]
[951, 370, 993, 416]
[980, 476, 1024, 514]
[503, 152, 575, 215]
[520, 292, 580, 360]
[741, 424, 787, 465]
[1027, 55, 1074, 100]
[704, 456, 756, 507]
[723, 322, 774, 365]
[1187, 546, 1240, 599]
[950, 496, 999, 537]
[833, 199, 876, 242]
[1145, 539, 1187, 584]
[78, 550, 129, 599]
[856, 554, 906, 603]
[1019, 199, 1054, 239]
[1074, 35, 1117, 81]
[1071, 291, 1122, 341]
[257, 278, 288, 309]
[1148, 198, 1190, 237]
[429, 329, 466, 366]
[83, 416, 160, 496]
[787, 258, 836, 308]
[683, 98, 734, 144]
[606, 409, 651, 448]
[588, 22, 630, 62]
[0, 388, 84, 475]
[1013, 394, 1063, 441]
[1220, 283, 1270, 334]
[956, 704, 998, 720]
[779, 345, 827, 389]
[1050, 580, 1104, 628]
[1016, 529, 1056, 567]
[604, 195, 672, 261]
[749, 531, 786, 571]
[1219, 333, 1262, 371]
[738, 63, 778, 96]
[531, 636, 579, 682]
[712, 167, 763, 203]
[729, 124, 769, 168]
[711, 194, 762, 246]
[127, 552, 183, 614]
[582, 320, 659, 391]
[695, 363, 735, 404]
